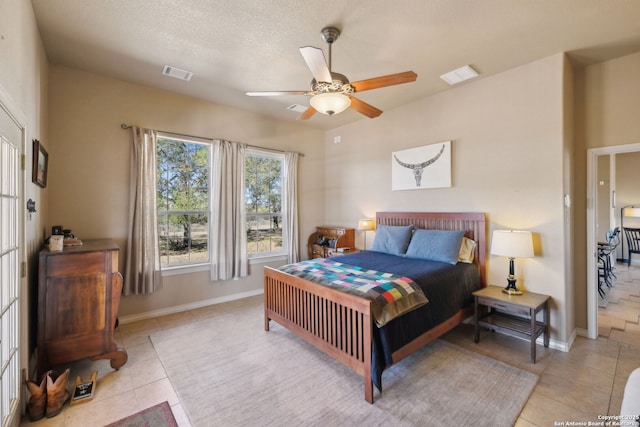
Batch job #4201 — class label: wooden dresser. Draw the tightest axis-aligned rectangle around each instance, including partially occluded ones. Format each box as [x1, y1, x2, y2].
[307, 226, 356, 259]
[37, 239, 127, 377]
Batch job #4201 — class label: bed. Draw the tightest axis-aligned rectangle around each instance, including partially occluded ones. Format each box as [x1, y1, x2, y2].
[263, 212, 486, 403]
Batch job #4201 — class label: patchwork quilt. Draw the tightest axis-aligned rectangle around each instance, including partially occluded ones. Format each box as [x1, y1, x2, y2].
[278, 258, 429, 327]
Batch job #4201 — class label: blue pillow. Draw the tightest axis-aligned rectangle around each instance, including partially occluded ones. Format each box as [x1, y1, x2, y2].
[370, 224, 414, 256]
[405, 229, 465, 265]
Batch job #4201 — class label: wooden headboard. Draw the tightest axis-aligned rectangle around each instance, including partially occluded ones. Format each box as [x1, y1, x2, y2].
[376, 211, 487, 287]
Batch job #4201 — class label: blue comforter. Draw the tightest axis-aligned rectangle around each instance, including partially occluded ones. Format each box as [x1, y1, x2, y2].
[330, 250, 482, 391]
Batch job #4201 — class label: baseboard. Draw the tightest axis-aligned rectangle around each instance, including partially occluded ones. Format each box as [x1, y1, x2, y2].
[575, 327, 590, 339]
[118, 288, 264, 325]
[489, 327, 571, 352]
[547, 328, 575, 352]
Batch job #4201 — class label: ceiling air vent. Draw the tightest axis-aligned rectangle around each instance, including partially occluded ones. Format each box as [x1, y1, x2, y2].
[162, 65, 193, 81]
[440, 65, 479, 85]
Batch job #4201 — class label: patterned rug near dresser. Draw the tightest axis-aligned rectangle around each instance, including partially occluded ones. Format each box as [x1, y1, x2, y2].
[150, 301, 539, 427]
[105, 401, 177, 427]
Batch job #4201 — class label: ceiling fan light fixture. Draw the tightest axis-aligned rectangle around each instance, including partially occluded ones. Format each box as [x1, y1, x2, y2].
[310, 92, 351, 116]
[246, 25, 416, 120]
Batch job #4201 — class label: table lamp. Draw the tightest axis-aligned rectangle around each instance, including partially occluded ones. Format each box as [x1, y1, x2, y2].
[491, 230, 534, 295]
[358, 218, 376, 250]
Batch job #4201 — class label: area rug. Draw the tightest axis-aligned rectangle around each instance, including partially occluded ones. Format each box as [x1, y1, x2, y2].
[105, 401, 177, 427]
[150, 302, 539, 426]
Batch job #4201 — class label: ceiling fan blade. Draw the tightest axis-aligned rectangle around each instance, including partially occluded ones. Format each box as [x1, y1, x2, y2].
[299, 46, 332, 83]
[297, 106, 317, 120]
[349, 96, 383, 118]
[351, 71, 417, 92]
[246, 91, 309, 96]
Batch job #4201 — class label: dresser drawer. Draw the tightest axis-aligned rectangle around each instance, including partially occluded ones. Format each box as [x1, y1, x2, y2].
[46, 252, 105, 277]
[477, 296, 530, 317]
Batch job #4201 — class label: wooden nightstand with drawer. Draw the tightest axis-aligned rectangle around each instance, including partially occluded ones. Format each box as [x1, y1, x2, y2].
[473, 285, 550, 363]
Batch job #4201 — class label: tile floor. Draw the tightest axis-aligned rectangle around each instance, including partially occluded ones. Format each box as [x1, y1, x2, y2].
[20, 267, 640, 426]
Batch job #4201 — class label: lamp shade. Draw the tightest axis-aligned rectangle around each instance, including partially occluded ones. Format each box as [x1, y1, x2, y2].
[310, 93, 351, 116]
[624, 207, 640, 218]
[490, 230, 534, 258]
[357, 218, 376, 231]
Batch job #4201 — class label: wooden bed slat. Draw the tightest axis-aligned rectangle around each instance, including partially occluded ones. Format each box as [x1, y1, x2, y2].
[264, 212, 486, 404]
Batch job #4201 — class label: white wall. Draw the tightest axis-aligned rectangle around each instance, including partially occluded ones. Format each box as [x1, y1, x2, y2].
[0, 2, 49, 242]
[323, 54, 572, 343]
[47, 65, 325, 317]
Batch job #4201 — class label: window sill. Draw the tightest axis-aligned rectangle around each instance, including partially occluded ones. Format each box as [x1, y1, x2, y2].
[249, 254, 288, 264]
[160, 254, 287, 277]
[161, 263, 210, 277]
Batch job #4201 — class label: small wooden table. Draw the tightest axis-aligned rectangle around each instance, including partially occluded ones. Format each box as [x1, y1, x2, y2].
[473, 285, 550, 363]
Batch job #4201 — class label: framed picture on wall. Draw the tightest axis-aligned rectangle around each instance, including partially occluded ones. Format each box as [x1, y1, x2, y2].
[392, 141, 452, 190]
[32, 139, 48, 188]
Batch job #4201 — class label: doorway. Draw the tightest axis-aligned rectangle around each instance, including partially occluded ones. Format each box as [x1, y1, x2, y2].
[587, 143, 640, 339]
[0, 94, 26, 425]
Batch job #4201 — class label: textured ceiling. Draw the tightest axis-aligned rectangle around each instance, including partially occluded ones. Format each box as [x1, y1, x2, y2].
[31, 0, 640, 130]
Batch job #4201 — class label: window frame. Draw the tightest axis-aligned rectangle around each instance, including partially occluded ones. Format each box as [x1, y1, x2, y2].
[245, 148, 287, 260]
[156, 133, 211, 270]
[155, 138, 289, 272]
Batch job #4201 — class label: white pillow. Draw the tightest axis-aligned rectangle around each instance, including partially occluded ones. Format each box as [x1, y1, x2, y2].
[458, 237, 476, 263]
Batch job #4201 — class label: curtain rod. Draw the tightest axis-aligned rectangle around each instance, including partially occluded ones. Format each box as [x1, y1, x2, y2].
[121, 123, 304, 157]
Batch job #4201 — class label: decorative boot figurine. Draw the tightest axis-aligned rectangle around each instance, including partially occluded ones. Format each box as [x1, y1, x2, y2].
[25, 372, 48, 421]
[46, 369, 71, 418]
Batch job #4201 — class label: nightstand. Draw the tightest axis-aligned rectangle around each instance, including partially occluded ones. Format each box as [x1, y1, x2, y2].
[473, 285, 550, 363]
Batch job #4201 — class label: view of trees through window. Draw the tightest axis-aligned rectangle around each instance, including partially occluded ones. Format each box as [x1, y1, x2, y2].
[157, 138, 285, 268]
[157, 137, 210, 267]
[245, 153, 283, 255]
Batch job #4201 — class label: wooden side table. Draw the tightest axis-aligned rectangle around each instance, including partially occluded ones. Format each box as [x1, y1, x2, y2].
[473, 285, 550, 363]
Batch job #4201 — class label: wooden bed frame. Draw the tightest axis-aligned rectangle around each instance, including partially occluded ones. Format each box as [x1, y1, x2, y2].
[264, 212, 486, 403]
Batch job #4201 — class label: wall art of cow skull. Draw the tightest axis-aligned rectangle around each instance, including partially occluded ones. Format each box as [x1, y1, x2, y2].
[391, 141, 451, 190]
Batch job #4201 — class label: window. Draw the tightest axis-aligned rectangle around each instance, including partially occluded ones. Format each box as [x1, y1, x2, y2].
[245, 150, 285, 257]
[156, 136, 210, 267]
[156, 139, 287, 269]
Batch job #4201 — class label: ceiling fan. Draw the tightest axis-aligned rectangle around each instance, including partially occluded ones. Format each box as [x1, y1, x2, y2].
[246, 26, 417, 120]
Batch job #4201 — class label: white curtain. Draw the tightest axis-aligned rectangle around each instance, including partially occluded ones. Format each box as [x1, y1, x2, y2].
[124, 127, 162, 295]
[211, 140, 248, 280]
[284, 152, 300, 263]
